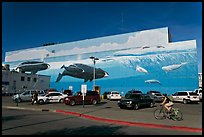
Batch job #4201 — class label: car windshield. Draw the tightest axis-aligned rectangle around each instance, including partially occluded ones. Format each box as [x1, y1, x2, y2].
[189, 92, 198, 95]
[112, 92, 119, 94]
[155, 93, 162, 96]
[126, 94, 141, 99]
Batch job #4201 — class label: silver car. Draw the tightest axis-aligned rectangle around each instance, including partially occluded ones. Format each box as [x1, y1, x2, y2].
[12, 90, 46, 102]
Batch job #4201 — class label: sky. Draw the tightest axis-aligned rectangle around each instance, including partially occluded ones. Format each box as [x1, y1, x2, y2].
[2, 2, 202, 73]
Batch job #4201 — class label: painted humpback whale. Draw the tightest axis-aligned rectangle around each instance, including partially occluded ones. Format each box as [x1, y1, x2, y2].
[162, 62, 187, 72]
[16, 61, 50, 74]
[56, 63, 109, 82]
[145, 79, 161, 85]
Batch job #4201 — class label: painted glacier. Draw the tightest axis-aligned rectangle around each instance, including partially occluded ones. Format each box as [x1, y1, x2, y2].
[5, 27, 198, 95]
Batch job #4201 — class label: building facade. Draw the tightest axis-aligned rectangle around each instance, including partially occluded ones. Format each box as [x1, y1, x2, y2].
[2, 64, 50, 95]
[3, 27, 199, 95]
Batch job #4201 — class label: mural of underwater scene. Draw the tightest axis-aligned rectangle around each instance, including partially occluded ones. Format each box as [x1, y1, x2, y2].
[4, 27, 198, 95]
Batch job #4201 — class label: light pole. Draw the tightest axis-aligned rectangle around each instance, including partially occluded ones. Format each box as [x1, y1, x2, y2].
[90, 56, 99, 90]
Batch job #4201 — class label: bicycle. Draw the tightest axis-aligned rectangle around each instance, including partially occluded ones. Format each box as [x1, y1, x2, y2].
[154, 104, 183, 121]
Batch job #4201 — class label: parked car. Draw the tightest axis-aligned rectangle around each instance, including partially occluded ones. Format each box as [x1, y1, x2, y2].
[118, 94, 155, 110]
[102, 91, 110, 99]
[64, 90, 100, 106]
[37, 92, 68, 105]
[63, 89, 72, 96]
[194, 88, 202, 101]
[12, 89, 46, 102]
[125, 89, 142, 98]
[107, 91, 122, 100]
[171, 91, 200, 104]
[146, 91, 164, 102]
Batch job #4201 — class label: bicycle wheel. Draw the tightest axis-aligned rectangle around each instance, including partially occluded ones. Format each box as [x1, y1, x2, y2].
[171, 109, 183, 121]
[154, 109, 165, 120]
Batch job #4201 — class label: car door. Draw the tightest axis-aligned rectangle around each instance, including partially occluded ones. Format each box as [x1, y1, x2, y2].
[172, 92, 179, 102]
[46, 93, 57, 102]
[21, 90, 31, 101]
[84, 92, 92, 104]
[53, 93, 62, 102]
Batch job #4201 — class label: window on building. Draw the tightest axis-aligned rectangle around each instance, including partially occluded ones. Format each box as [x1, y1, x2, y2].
[27, 77, 31, 81]
[33, 78, 37, 82]
[21, 76, 25, 81]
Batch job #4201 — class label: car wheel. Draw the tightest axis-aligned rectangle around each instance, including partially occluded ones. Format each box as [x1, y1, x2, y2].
[59, 99, 64, 103]
[150, 102, 154, 108]
[134, 104, 139, 110]
[120, 106, 124, 109]
[92, 99, 97, 105]
[183, 99, 187, 104]
[70, 100, 76, 106]
[39, 99, 44, 105]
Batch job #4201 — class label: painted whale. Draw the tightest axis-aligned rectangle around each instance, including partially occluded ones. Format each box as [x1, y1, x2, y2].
[136, 65, 148, 74]
[145, 79, 161, 84]
[162, 62, 187, 72]
[16, 61, 50, 74]
[56, 63, 109, 82]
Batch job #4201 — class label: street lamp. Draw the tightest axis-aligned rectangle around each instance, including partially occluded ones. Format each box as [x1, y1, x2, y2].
[90, 56, 99, 90]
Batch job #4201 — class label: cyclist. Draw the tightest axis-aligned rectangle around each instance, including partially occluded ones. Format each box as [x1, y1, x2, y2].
[161, 94, 174, 114]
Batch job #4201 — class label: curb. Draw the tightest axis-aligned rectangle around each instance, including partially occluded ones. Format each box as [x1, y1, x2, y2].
[3, 106, 202, 133]
[55, 109, 202, 133]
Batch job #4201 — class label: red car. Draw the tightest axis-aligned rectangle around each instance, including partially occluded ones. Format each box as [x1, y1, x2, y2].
[64, 90, 100, 106]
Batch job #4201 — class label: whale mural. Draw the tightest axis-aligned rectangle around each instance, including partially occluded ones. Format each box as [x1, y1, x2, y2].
[162, 62, 187, 72]
[145, 79, 161, 84]
[136, 65, 148, 74]
[56, 63, 109, 82]
[16, 61, 50, 74]
[4, 27, 198, 95]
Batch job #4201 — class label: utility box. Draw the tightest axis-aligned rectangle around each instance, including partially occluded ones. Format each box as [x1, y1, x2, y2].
[94, 86, 100, 95]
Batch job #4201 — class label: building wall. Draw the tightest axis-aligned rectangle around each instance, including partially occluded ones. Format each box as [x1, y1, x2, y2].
[4, 27, 198, 95]
[198, 73, 202, 88]
[2, 69, 50, 94]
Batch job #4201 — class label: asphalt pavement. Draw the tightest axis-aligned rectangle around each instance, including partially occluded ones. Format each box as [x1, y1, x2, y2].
[2, 96, 202, 133]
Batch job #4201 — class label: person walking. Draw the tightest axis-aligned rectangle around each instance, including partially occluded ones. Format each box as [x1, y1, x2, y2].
[31, 90, 38, 105]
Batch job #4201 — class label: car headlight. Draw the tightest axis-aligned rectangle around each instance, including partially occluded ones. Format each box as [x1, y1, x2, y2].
[129, 101, 132, 104]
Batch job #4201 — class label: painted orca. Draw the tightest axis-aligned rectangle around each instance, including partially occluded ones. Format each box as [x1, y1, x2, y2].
[56, 63, 109, 82]
[16, 61, 50, 74]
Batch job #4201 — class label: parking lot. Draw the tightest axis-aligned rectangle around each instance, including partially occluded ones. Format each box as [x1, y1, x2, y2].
[2, 96, 202, 130]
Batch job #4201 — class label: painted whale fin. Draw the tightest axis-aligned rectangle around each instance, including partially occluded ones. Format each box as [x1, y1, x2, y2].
[84, 78, 89, 83]
[90, 78, 93, 82]
[60, 65, 65, 69]
[56, 73, 63, 82]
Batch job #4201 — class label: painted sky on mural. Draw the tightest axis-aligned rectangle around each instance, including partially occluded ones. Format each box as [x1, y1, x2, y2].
[2, 2, 202, 73]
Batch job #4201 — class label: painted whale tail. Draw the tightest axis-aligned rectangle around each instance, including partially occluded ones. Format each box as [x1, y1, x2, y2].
[60, 65, 65, 69]
[56, 73, 63, 82]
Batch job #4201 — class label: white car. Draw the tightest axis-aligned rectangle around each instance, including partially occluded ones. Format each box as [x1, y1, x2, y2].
[107, 91, 122, 100]
[194, 88, 202, 100]
[37, 92, 68, 105]
[171, 91, 200, 104]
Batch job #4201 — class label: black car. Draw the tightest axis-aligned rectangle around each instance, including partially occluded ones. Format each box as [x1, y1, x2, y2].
[125, 89, 142, 98]
[146, 91, 164, 102]
[118, 94, 155, 110]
